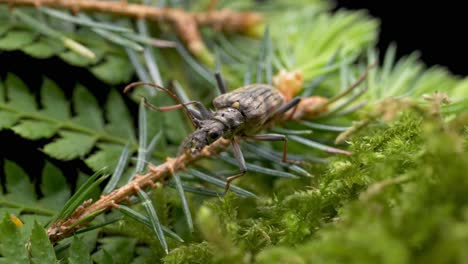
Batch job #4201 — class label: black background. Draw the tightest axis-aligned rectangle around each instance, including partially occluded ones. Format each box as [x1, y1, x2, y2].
[335, 1, 467, 76]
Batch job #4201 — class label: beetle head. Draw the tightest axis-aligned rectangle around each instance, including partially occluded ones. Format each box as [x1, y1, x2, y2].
[183, 120, 225, 155]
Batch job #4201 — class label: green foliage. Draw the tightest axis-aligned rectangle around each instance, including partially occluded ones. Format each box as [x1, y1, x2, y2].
[0, 30, 36, 50]
[30, 222, 58, 264]
[0, 0, 467, 262]
[0, 215, 58, 263]
[40, 163, 71, 211]
[185, 110, 468, 263]
[0, 160, 69, 217]
[0, 160, 107, 262]
[0, 7, 134, 84]
[93, 237, 137, 264]
[137, 188, 169, 254]
[211, 3, 379, 89]
[367, 46, 468, 101]
[256, 113, 468, 263]
[163, 242, 214, 264]
[0, 214, 29, 263]
[271, 9, 378, 78]
[55, 170, 107, 221]
[0, 74, 133, 171]
[69, 236, 93, 264]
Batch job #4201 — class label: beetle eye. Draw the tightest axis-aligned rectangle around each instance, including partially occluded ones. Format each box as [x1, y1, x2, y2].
[209, 132, 219, 139]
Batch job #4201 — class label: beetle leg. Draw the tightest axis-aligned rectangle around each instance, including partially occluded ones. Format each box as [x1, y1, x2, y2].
[248, 133, 301, 165]
[224, 138, 247, 194]
[285, 99, 301, 120]
[194, 102, 213, 119]
[265, 97, 301, 122]
[214, 72, 228, 94]
[273, 97, 301, 116]
[188, 109, 203, 121]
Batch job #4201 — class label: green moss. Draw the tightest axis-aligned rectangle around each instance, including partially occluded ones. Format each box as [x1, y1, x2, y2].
[178, 110, 467, 263]
[163, 242, 214, 264]
[257, 111, 468, 263]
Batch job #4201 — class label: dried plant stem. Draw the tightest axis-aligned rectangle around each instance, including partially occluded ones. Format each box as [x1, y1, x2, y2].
[1, 0, 262, 60]
[47, 138, 231, 243]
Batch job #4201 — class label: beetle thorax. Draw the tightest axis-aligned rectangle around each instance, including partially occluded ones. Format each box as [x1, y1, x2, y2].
[212, 107, 245, 134]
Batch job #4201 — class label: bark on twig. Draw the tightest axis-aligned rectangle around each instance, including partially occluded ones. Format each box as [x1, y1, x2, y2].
[47, 138, 231, 243]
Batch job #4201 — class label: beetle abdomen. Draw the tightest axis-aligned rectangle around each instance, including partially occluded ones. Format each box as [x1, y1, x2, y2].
[213, 84, 284, 131]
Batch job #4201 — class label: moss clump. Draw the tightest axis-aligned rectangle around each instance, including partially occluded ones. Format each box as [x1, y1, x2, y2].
[258, 112, 468, 263]
[165, 109, 467, 263]
[163, 242, 214, 264]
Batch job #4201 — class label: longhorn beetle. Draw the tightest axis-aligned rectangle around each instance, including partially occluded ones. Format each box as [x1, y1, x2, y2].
[124, 73, 301, 192]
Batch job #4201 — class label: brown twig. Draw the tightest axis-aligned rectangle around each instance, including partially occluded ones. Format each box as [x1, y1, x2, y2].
[47, 137, 231, 243]
[1, 0, 262, 61]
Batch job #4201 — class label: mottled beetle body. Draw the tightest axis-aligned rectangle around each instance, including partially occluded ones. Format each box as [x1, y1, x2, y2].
[124, 73, 301, 192]
[185, 84, 286, 154]
[124, 64, 374, 192]
[213, 84, 284, 134]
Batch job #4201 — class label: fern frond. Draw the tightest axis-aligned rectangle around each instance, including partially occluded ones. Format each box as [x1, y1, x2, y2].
[0, 160, 69, 218]
[0, 215, 57, 263]
[30, 222, 58, 263]
[0, 74, 134, 171]
[68, 236, 93, 264]
[0, 214, 28, 261]
[0, 7, 133, 84]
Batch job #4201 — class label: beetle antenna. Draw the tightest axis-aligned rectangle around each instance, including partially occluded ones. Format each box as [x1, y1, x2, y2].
[124, 81, 197, 127]
[214, 72, 227, 94]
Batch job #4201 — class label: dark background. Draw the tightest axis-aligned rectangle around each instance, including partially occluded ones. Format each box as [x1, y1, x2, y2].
[335, 1, 466, 76]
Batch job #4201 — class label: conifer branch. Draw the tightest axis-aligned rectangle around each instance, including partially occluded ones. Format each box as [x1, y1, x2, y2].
[47, 137, 231, 243]
[1, 0, 262, 61]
